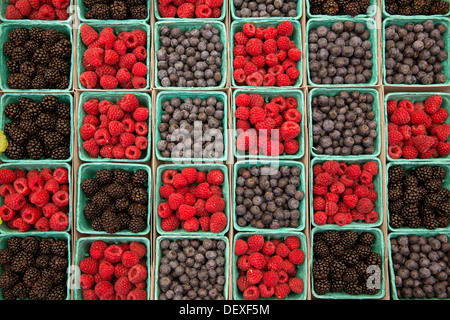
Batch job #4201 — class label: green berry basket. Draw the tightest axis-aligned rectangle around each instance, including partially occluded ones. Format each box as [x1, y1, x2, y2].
[76, 163, 151, 236]
[74, 236, 151, 300]
[386, 161, 450, 232]
[382, 17, 450, 86]
[306, 0, 377, 18]
[232, 88, 305, 159]
[230, 19, 303, 88]
[155, 163, 230, 236]
[153, 20, 227, 89]
[305, 18, 379, 87]
[310, 226, 386, 299]
[230, 0, 302, 20]
[0, 232, 71, 300]
[232, 231, 308, 300]
[0, 0, 74, 22]
[0, 22, 74, 92]
[233, 160, 307, 232]
[309, 157, 384, 228]
[77, 0, 151, 23]
[0, 92, 74, 163]
[388, 231, 450, 300]
[382, 0, 450, 18]
[154, 0, 226, 21]
[308, 88, 382, 159]
[76, 22, 151, 91]
[384, 92, 450, 162]
[154, 235, 229, 300]
[0, 162, 72, 234]
[154, 90, 228, 162]
[77, 91, 152, 163]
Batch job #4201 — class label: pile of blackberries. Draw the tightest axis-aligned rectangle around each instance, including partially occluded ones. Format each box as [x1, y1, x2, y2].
[233, 0, 299, 17]
[385, 20, 448, 85]
[313, 230, 383, 296]
[84, 0, 148, 20]
[156, 24, 224, 88]
[158, 238, 226, 300]
[311, 91, 377, 156]
[235, 164, 304, 230]
[80, 168, 149, 234]
[308, 21, 374, 85]
[0, 236, 68, 300]
[3, 95, 71, 160]
[385, 0, 449, 16]
[3, 27, 72, 90]
[157, 96, 225, 159]
[388, 165, 450, 230]
[391, 234, 450, 299]
[309, 0, 371, 16]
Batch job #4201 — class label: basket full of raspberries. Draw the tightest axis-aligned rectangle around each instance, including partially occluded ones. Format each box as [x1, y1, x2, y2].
[234, 90, 304, 158]
[0, 165, 71, 233]
[234, 233, 307, 300]
[311, 159, 383, 228]
[231, 20, 302, 87]
[156, 0, 225, 19]
[386, 93, 450, 160]
[156, 165, 229, 235]
[76, 237, 150, 300]
[2, 0, 72, 21]
[77, 23, 150, 90]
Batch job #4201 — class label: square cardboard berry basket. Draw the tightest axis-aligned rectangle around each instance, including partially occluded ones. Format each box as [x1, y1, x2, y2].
[387, 231, 450, 300]
[232, 231, 308, 300]
[77, 0, 151, 23]
[305, 18, 379, 87]
[154, 0, 227, 21]
[154, 234, 230, 300]
[77, 91, 152, 163]
[310, 226, 386, 299]
[0, 93, 74, 163]
[76, 163, 152, 236]
[0, 232, 71, 300]
[74, 236, 151, 300]
[76, 22, 151, 91]
[308, 87, 382, 159]
[153, 20, 227, 89]
[154, 90, 228, 162]
[306, 0, 377, 18]
[0, 162, 72, 234]
[0, 0, 74, 22]
[230, 0, 302, 21]
[384, 92, 450, 162]
[309, 157, 384, 228]
[155, 163, 230, 236]
[382, 17, 450, 86]
[230, 19, 303, 88]
[386, 161, 450, 233]
[0, 22, 74, 92]
[232, 88, 305, 159]
[232, 160, 307, 232]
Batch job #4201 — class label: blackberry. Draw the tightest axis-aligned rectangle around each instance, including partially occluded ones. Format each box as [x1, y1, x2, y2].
[3, 122, 17, 136]
[84, 202, 102, 220]
[40, 95, 59, 112]
[36, 114, 56, 130]
[42, 29, 59, 45]
[101, 210, 122, 234]
[0, 248, 13, 265]
[413, 165, 434, 182]
[313, 240, 330, 258]
[95, 169, 113, 185]
[6, 59, 20, 73]
[55, 118, 71, 136]
[47, 285, 67, 300]
[130, 187, 148, 204]
[21, 236, 40, 255]
[366, 252, 382, 266]
[23, 267, 41, 287]
[0, 272, 20, 290]
[389, 165, 405, 183]
[430, 0, 449, 14]
[6, 126, 28, 144]
[330, 279, 345, 292]
[51, 146, 70, 160]
[342, 267, 359, 283]
[406, 216, 422, 228]
[8, 237, 23, 254]
[343, 281, 362, 295]
[115, 198, 130, 212]
[437, 187, 450, 200]
[354, 261, 368, 276]
[110, 1, 127, 19]
[118, 212, 131, 229]
[438, 202, 450, 216]
[330, 243, 345, 257]
[3, 41, 16, 57]
[114, 169, 132, 184]
[404, 174, 418, 187]
[5, 141, 26, 159]
[432, 166, 447, 180]
[40, 238, 55, 255]
[385, 1, 399, 13]
[23, 102, 42, 119]
[390, 213, 405, 228]
[52, 240, 68, 257]
[49, 58, 71, 76]
[129, 216, 146, 233]
[354, 244, 371, 260]
[32, 48, 50, 64]
[340, 231, 358, 249]
[388, 186, 403, 201]
[322, 230, 341, 246]
[128, 203, 147, 218]
[2, 290, 15, 301]
[7, 73, 32, 89]
[330, 260, 346, 279]
[127, 0, 144, 6]
[122, 183, 134, 197]
[310, 0, 325, 5]
[132, 169, 148, 186]
[19, 61, 36, 78]
[49, 256, 68, 271]
[437, 216, 450, 228]
[56, 102, 71, 119]
[26, 139, 44, 160]
[87, 3, 111, 19]
[43, 69, 62, 87]
[398, 5, 412, 14]
[57, 76, 70, 90]
[342, 1, 361, 15]
[340, 249, 359, 267]
[11, 251, 34, 274]
[91, 192, 112, 209]
[310, 5, 323, 14]
[49, 39, 71, 59]
[401, 204, 419, 220]
[130, 4, 147, 19]
[404, 186, 422, 203]
[322, 0, 339, 14]
[313, 259, 330, 280]
[358, 232, 375, 246]
[81, 178, 100, 197]
[43, 132, 65, 150]
[411, 0, 431, 14]
[24, 40, 39, 54]
[8, 28, 29, 45]
[424, 192, 445, 208]
[28, 27, 44, 43]
[423, 214, 439, 230]
[105, 183, 125, 199]
[4, 103, 22, 119]
[12, 282, 31, 299]
[389, 199, 404, 214]
[314, 279, 330, 295]
[92, 216, 104, 231]
[36, 255, 50, 269]
[32, 75, 47, 89]
[29, 280, 51, 300]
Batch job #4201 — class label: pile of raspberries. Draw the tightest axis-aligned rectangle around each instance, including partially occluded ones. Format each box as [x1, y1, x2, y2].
[79, 240, 148, 300]
[0, 167, 70, 232]
[232, 21, 302, 87]
[157, 167, 228, 233]
[80, 93, 149, 160]
[387, 94, 450, 159]
[312, 160, 379, 226]
[79, 24, 148, 89]
[235, 92, 302, 156]
[157, 0, 223, 18]
[235, 234, 305, 300]
[5, 0, 70, 20]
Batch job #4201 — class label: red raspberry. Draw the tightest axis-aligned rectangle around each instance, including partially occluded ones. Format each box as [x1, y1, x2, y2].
[314, 211, 327, 225]
[52, 190, 69, 207]
[235, 32, 249, 46]
[180, 217, 198, 232]
[5, 5, 23, 19]
[113, 276, 132, 296]
[28, 189, 48, 208]
[246, 72, 264, 86]
[94, 281, 114, 300]
[14, 0, 30, 17]
[235, 106, 250, 121]
[246, 234, 263, 251]
[99, 260, 115, 280]
[288, 249, 305, 265]
[131, 62, 147, 77]
[243, 286, 260, 300]
[424, 95, 442, 114]
[167, 192, 184, 210]
[280, 121, 300, 141]
[38, 4, 56, 20]
[262, 270, 279, 287]
[49, 212, 69, 231]
[0, 205, 16, 222]
[89, 241, 107, 260]
[402, 145, 418, 159]
[277, 21, 294, 37]
[246, 268, 263, 285]
[275, 283, 290, 299]
[178, 204, 196, 220]
[267, 255, 283, 271]
[0, 169, 17, 184]
[437, 141, 450, 156]
[79, 71, 98, 89]
[288, 48, 301, 61]
[431, 108, 448, 124]
[195, 4, 212, 17]
[246, 38, 263, 56]
[206, 169, 224, 186]
[243, 23, 256, 37]
[80, 257, 99, 275]
[233, 56, 247, 69]
[121, 251, 139, 269]
[289, 277, 304, 293]
[133, 107, 149, 122]
[248, 252, 266, 270]
[160, 215, 180, 231]
[210, 212, 227, 233]
[276, 243, 290, 258]
[99, 75, 118, 89]
[412, 135, 435, 153]
[390, 108, 411, 125]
